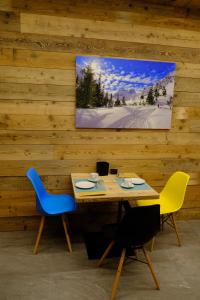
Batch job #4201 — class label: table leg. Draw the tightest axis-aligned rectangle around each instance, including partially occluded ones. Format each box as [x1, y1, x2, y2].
[117, 201, 131, 223]
[117, 201, 123, 223]
[122, 201, 131, 212]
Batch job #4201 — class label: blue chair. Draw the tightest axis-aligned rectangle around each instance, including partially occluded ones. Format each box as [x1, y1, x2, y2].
[26, 167, 77, 254]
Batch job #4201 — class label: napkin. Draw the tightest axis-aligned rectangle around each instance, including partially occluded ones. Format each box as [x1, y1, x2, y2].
[79, 191, 107, 197]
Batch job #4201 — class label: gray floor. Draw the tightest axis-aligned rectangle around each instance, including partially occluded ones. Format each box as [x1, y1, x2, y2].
[0, 220, 200, 300]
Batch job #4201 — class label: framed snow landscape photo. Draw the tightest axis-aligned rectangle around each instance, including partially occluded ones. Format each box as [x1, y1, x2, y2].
[75, 56, 176, 129]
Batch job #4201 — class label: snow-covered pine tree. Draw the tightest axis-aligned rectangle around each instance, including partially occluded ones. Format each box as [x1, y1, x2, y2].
[146, 87, 155, 105]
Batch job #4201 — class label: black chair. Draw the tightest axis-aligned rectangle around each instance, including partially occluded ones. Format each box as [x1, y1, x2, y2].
[97, 205, 160, 300]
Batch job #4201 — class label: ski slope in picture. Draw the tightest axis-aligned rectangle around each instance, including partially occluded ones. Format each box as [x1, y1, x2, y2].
[76, 56, 176, 129]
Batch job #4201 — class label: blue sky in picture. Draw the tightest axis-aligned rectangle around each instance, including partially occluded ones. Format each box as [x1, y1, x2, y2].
[76, 56, 176, 95]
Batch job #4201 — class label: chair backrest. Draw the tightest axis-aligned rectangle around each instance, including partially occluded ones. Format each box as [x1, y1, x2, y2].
[116, 205, 160, 248]
[26, 167, 47, 201]
[161, 171, 190, 211]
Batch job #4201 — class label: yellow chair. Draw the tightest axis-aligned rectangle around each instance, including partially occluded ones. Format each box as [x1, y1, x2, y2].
[136, 171, 190, 247]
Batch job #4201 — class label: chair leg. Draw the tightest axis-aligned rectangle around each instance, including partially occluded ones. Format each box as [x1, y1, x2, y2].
[133, 249, 138, 258]
[142, 247, 160, 290]
[171, 213, 181, 246]
[110, 248, 126, 300]
[62, 214, 73, 253]
[97, 240, 115, 267]
[33, 215, 45, 255]
[150, 236, 155, 252]
[161, 215, 164, 231]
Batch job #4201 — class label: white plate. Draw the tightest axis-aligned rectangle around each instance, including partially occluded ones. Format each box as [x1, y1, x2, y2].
[131, 178, 145, 185]
[75, 181, 95, 189]
[88, 177, 99, 183]
[121, 183, 134, 189]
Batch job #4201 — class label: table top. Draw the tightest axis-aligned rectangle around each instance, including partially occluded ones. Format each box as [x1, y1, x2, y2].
[71, 173, 159, 203]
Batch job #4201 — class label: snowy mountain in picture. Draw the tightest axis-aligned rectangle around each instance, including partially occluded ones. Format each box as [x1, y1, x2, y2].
[117, 88, 136, 101]
[76, 56, 176, 129]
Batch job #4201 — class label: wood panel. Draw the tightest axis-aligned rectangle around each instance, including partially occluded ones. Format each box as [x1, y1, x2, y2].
[1, 130, 200, 146]
[0, 130, 169, 145]
[11, 3, 200, 33]
[1, 112, 199, 132]
[0, 102, 199, 118]
[177, 208, 200, 220]
[0, 65, 74, 85]
[0, 171, 199, 191]
[166, 132, 200, 145]
[1, 65, 200, 87]
[0, 100, 75, 116]
[143, 0, 200, 10]
[175, 77, 200, 93]
[0, 48, 75, 69]
[0, 216, 40, 231]
[0, 0, 13, 12]
[0, 114, 74, 130]
[1, 48, 200, 79]
[172, 119, 200, 133]
[53, 144, 200, 160]
[176, 63, 200, 79]
[0, 11, 20, 32]
[0, 82, 74, 100]
[20, 13, 200, 49]
[0, 159, 199, 177]
[1, 31, 200, 64]
[0, 0, 199, 230]
[10, 0, 200, 20]
[173, 92, 200, 107]
[0, 144, 200, 160]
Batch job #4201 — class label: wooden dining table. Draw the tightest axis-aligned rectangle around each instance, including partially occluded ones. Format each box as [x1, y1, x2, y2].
[71, 172, 159, 222]
[71, 172, 159, 203]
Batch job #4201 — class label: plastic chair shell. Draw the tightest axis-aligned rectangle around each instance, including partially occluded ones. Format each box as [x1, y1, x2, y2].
[137, 171, 190, 214]
[26, 167, 77, 216]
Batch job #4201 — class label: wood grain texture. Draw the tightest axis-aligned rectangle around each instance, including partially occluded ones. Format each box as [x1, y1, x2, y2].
[11, 0, 200, 17]
[1, 112, 199, 132]
[0, 159, 199, 176]
[0, 65, 74, 85]
[71, 173, 159, 203]
[0, 48, 75, 69]
[0, 0, 199, 228]
[1, 71, 200, 94]
[0, 131, 197, 145]
[0, 48, 200, 78]
[0, 114, 74, 130]
[142, 0, 200, 10]
[0, 0, 13, 12]
[20, 13, 200, 49]
[173, 92, 200, 107]
[1, 31, 200, 64]
[12, 3, 200, 32]
[0, 82, 75, 100]
[0, 172, 199, 191]
[0, 144, 200, 160]
[0, 100, 75, 115]
[0, 11, 20, 32]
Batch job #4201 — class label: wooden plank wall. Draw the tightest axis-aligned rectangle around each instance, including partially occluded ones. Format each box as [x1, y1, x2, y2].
[0, 0, 200, 230]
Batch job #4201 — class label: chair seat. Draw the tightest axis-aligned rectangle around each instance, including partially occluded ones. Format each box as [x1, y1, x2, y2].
[41, 193, 77, 215]
[136, 196, 179, 215]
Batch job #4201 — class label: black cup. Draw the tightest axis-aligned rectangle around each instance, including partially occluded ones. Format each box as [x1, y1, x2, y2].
[110, 168, 118, 175]
[96, 161, 109, 176]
